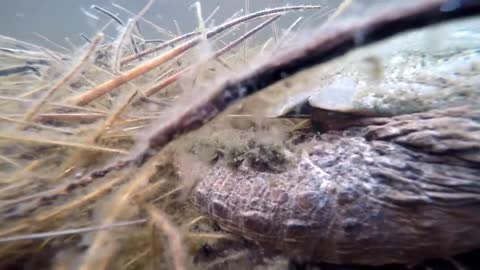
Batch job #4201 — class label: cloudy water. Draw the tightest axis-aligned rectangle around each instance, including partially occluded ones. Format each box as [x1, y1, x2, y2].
[0, 0, 343, 46]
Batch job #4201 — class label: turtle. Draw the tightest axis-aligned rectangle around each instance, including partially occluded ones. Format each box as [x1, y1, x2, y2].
[189, 22, 480, 266]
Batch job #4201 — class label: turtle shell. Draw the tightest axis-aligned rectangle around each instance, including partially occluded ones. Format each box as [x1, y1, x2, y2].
[281, 47, 480, 121]
[278, 19, 480, 121]
[190, 17, 480, 266]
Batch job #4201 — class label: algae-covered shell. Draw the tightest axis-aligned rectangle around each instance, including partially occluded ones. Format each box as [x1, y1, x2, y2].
[281, 46, 480, 119]
[275, 16, 480, 119]
[192, 52, 480, 263]
[190, 17, 480, 266]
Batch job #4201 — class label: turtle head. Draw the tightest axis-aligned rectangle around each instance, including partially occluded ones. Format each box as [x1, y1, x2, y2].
[279, 78, 367, 132]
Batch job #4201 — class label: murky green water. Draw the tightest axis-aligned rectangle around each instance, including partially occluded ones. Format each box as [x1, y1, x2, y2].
[0, 0, 343, 46]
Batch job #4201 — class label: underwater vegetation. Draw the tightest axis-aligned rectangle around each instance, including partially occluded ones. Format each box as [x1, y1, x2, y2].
[0, 0, 479, 269]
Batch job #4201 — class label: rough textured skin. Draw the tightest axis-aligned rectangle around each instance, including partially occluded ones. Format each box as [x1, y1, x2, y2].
[192, 105, 480, 265]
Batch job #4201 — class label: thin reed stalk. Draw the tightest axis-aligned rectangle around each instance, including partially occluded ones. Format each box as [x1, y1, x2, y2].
[112, 2, 177, 38]
[113, 0, 156, 69]
[78, 154, 162, 270]
[91, 5, 125, 26]
[145, 204, 187, 270]
[0, 155, 20, 168]
[113, 19, 136, 73]
[0, 116, 74, 134]
[93, 91, 138, 142]
[144, 15, 282, 97]
[22, 33, 103, 122]
[0, 219, 146, 243]
[0, 134, 128, 154]
[32, 32, 71, 53]
[0, 176, 125, 238]
[70, 8, 302, 105]
[37, 113, 105, 122]
[327, 0, 353, 22]
[204, 5, 220, 25]
[120, 5, 323, 65]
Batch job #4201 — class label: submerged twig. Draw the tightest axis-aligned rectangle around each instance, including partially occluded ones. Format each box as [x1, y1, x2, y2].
[0, 134, 128, 154]
[22, 33, 103, 122]
[121, 250, 150, 269]
[243, 0, 250, 61]
[0, 160, 42, 197]
[113, 19, 136, 73]
[0, 155, 20, 168]
[143, 39, 166, 44]
[146, 204, 187, 270]
[260, 37, 273, 55]
[173, 19, 182, 36]
[0, 116, 74, 134]
[0, 35, 45, 52]
[80, 33, 92, 44]
[78, 154, 162, 270]
[271, 21, 279, 44]
[0, 219, 147, 243]
[204, 5, 220, 25]
[0, 65, 41, 77]
[124, 0, 156, 60]
[186, 232, 236, 240]
[32, 32, 71, 53]
[205, 250, 249, 269]
[112, 2, 177, 38]
[92, 90, 138, 142]
[327, 0, 353, 22]
[122, 31, 198, 65]
[37, 113, 105, 122]
[276, 16, 303, 48]
[17, 83, 49, 98]
[0, 176, 126, 238]
[91, 5, 125, 26]
[0, 95, 107, 114]
[185, 216, 207, 229]
[120, 5, 323, 65]
[193, 1, 207, 41]
[70, 6, 321, 105]
[145, 15, 282, 97]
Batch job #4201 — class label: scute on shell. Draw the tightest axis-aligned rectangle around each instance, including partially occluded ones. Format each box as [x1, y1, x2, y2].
[307, 78, 359, 113]
[279, 17, 480, 118]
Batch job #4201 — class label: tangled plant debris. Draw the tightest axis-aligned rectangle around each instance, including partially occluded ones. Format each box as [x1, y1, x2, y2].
[0, 0, 479, 269]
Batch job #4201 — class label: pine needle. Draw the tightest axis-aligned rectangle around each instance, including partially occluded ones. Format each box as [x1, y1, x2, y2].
[120, 5, 323, 65]
[0, 176, 125, 238]
[0, 115, 74, 134]
[0, 134, 128, 154]
[145, 204, 187, 270]
[22, 33, 103, 122]
[0, 219, 146, 243]
[0, 154, 20, 168]
[145, 14, 282, 97]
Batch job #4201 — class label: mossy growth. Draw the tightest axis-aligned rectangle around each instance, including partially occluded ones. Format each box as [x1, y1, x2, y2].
[185, 129, 293, 173]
